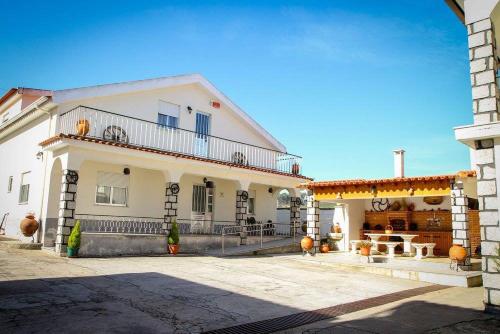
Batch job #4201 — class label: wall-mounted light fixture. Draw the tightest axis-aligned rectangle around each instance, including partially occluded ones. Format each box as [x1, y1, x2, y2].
[408, 187, 414, 196]
[268, 187, 273, 194]
[187, 106, 193, 114]
[336, 192, 342, 199]
[36, 151, 43, 160]
[123, 167, 130, 175]
[203, 177, 214, 189]
[370, 185, 377, 196]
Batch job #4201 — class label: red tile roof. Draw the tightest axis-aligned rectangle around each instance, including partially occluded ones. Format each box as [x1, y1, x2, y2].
[40, 134, 313, 180]
[303, 170, 476, 188]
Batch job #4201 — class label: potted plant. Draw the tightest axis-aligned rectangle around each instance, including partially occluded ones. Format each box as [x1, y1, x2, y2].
[168, 220, 180, 255]
[359, 240, 372, 256]
[67, 220, 81, 257]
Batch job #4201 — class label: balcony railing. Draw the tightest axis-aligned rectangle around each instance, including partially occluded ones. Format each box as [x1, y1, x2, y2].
[59, 106, 303, 175]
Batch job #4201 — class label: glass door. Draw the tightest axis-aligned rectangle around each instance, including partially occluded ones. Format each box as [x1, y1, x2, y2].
[195, 112, 210, 157]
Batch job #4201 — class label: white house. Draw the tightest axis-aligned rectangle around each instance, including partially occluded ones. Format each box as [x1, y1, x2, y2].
[446, 0, 500, 313]
[0, 74, 309, 256]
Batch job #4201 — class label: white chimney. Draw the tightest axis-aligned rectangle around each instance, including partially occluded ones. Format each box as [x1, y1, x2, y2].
[393, 149, 405, 178]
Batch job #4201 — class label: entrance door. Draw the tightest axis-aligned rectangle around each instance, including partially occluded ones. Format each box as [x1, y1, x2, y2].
[191, 185, 215, 233]
[195, 112, 210, 157]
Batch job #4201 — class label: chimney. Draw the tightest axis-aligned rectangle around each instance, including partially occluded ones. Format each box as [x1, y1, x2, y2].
[393, 149, 405, 178]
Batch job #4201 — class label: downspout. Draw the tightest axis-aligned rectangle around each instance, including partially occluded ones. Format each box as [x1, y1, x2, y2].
[35, 103, 54, 244]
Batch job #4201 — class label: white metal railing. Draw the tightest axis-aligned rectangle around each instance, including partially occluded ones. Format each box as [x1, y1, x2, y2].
[76, 214, 165, 235]
[58, 106, 303, 175]
[221, 221, 302, 254]
[177, 219, 235, 235]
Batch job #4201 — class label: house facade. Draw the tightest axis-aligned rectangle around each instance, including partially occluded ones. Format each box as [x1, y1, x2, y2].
[0, 74, 309, 255]
[446, 0, 500, 313]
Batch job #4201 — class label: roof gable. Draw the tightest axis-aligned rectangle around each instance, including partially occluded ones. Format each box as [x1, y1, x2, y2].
[53, 74, 286, 152]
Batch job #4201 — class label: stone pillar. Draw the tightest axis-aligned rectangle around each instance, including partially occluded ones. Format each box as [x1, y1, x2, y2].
[451, 181, 472, 270]
[476, 146, 500, 311]
[290, 197, 301, 235]
[468, 18, 500, 124]
[306, 196, 320, 254]
[236, 190, 248, 245]
[55, 169, 79, 255]
[467, 18, 500, 313]
[163, 182, 179, 233]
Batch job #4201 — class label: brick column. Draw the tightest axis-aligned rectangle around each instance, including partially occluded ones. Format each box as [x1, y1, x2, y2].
[306, 196, 320, 254]
[451, 181, 471, 270]
[468, 19, 500, 124]
[290, 197, 301, 234]
[467, 18, 500, 312]
[163, 182, 179, 233]
[55, 169, 78, 255]
[236, 190, 248, 245]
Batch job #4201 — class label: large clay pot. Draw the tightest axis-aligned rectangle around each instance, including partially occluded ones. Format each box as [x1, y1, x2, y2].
[360, 246, 371, 256]
[320, 244, 330, 253]
[333, 223, 342, 233]
[300, 236, 314, 251]
[76, 119, 90, 136]
[385, 225, 393, 234]
[20, 214, 38, 237]
[168, 244, 180, 255]
[449, 244, 467, 261]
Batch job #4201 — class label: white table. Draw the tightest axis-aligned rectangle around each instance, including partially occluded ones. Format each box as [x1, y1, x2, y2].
[365, 233, 418, 256]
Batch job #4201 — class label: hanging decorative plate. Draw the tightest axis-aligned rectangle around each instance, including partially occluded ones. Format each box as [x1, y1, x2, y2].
[372, 198, 390, 212]
[170, 183, 180, 194]
[423, 196, 444, 205]
[65, 170, 79, 184]
[240, 191, 249, 201]
[295, 197, 302, 206]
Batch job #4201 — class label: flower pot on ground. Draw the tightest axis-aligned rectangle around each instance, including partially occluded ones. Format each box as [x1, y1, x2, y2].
[359, 240, 372, 256]
[320, 243, 330, 253]
[168, 220, 180, 255]
[67, 220, 81, 257]
[300, 236, 314, 251]
[76, 119, 90, 136]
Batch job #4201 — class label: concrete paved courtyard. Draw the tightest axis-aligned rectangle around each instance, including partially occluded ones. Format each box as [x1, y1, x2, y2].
[0, 241, 496, 333]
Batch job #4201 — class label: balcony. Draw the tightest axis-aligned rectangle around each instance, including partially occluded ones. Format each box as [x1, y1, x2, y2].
[58, 106, 303, 176]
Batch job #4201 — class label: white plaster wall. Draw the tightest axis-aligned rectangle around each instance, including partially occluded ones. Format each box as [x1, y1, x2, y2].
[75, 161, 165, 218]
[56, 84, 276, 150]
[0, 114, 51, 240]
[0, 98, 22, 121]
[465, 0, 499, 24]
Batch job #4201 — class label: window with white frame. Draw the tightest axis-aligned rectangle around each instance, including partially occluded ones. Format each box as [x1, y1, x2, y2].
[2, 112, 9, 123]
[158, 100, 180, 128]
[248, 190, 256, 215]
[7, 176, 13, 193]
[192, 185, 206, 213]
[95, 172, 129, 206]
[19, 172, 30, 203]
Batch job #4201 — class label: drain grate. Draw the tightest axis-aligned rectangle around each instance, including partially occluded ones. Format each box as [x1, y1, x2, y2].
[203, 285, 450, 334]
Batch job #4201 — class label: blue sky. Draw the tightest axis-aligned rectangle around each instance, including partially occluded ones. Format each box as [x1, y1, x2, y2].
[0, 0, 472, 180]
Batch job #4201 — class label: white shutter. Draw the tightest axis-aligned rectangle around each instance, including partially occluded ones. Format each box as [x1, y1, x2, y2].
[159, 100, 180, 118]
[97, 172, 129, 188]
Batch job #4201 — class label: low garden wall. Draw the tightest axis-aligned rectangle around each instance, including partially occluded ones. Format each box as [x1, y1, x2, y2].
[80, 233, 283, 257]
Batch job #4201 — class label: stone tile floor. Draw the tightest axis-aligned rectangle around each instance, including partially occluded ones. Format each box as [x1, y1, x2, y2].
[0, 241, 495, 333]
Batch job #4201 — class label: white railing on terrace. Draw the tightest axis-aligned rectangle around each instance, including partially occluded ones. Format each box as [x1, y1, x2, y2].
[58, 106, 303, 175]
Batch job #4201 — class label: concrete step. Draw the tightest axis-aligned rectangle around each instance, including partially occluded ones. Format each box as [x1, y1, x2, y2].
[289, 253, 483, 288]
[205, 238, 300, 256]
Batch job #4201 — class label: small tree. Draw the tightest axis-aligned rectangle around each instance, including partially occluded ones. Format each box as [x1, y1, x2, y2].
[68, 220, 81, 249]
[168, 220, 179, 245]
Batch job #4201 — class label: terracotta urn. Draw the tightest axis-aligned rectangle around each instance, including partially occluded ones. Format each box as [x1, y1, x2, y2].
[333, 223, 342, 233]
[320, 244, 330, 253]
[300, 236, 314, 251]
[20, 214, 39, 237]
[360, 246, 371, 256]
[168, 244, 180, 255]
[385, 225, 393, 234]
[449, 244, 467, 261]
[76, 119, 90, 136]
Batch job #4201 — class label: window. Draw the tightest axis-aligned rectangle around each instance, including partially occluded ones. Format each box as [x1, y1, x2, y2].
[2, 112, 9, 123]
[158, 101, 180, 128]
[248, 190, 256, 215]
[19, 172, 30, 203]
[95, 172, 129, 206]
[192, 185, 206, 213]
[7, 176, 13, 193]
